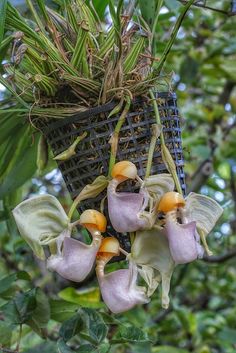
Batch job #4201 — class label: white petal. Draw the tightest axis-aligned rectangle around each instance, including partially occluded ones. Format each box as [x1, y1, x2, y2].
[142, 174, 175, 202]
[185, 192, 223, 236]
[138, 265, 161, 297]
[131, 229, 175, 308]
[12, 195, 69, 260]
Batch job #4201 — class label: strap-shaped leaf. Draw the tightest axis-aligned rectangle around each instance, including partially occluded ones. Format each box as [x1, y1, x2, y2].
[13, 195, 69, 260]
[68, 175, 109, 220]
[185, 192, 223, 236]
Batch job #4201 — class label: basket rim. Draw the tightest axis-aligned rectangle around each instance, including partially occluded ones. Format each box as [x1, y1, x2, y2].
[41, 91, 177, 133]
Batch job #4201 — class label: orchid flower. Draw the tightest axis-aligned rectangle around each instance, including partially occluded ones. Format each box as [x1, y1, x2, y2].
[158, 191, 223, 264]
[96, 237, 149, 313]
[131, 228, 175, 309]
[107, 161, 174, 233]
[12, 195, 69, 260]
[47, 209, 105, 282]
[13, 194, 106, 282]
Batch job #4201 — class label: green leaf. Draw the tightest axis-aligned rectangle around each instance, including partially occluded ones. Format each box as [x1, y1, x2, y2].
[26, 288, 50, 336]
[0, 0, 7, 44]
[0, 322, 12, 346]
[218, 162, 231, 180]
[77, 344, 97, 353]
[138, 0, 156, 28]
[12, 194, 69, 260]
[165, 0, 182, 14]
[180, 55, 199, 83]
[218, 328, 236, 345]
[0, 133, 39, 199]
[58, 287, 102, 309]
[82, 308, 108, 344]
[59, 312, 84, 341]
[92, 0, 108, 19]
[57, 339, 75, 353]
[153, 347, 189, 353]
[2, 289, 36, 325]
[111, 325, 150, 344]
[0, 124, 31, 180]
[0, 75, 28, 108]
[50, 299, 79, 322]
[0, 271, 31, 295]
[154, 0, 195, 74]
[68, 175, 109, 220]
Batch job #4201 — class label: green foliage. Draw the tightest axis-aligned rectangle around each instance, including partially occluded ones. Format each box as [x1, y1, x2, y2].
[111, 325, 150, 344]
[0, 1, 236, 353]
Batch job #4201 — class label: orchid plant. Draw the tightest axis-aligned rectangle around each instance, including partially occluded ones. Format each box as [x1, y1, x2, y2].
[13, 160, 223, 313]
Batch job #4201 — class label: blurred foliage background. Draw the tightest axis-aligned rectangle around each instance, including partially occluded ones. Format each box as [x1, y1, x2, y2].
[0, 1, 236, 353]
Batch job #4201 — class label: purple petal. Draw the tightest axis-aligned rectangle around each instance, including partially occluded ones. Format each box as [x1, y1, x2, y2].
[107, 182, 148, 233]
[165, 218, 198, 264]
[97, 261, 149, 313]
[47, 237, 101, 282]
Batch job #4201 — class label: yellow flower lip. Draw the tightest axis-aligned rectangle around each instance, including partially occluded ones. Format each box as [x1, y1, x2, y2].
[111, 161, 137, 181]
[79, 209, 107, 233]
[158, 191, 185, 213]
[97, 237, 120, 259]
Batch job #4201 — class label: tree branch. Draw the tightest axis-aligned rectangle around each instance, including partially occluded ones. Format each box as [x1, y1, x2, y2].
[188, 81, 235, 192]
[203, 248, 236, 263]
[188, 159, 213, 192]
[177, 0, 229, 16]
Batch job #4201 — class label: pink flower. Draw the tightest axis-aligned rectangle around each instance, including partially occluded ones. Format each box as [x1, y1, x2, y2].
[47, 231, 102, 282]
[107, 161, 153, 233]
[97, 259, 149, 313]
[96, 237, 149, 313]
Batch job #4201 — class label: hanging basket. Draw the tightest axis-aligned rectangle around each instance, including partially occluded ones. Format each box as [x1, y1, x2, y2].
[34, 92, 186, 253]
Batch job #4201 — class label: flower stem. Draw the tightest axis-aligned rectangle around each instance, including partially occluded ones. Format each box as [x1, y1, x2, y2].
[149, 89, 183, 195]
[198, 228, 213, 256]
[145, 124, 161, 179]
[108, 96, 131, 176]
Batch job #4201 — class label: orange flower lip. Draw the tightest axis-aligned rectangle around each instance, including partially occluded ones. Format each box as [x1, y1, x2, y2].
[158, 191, 185, 213]
[79, 209, 107, 233]
[97, 237, 120, 260]
[111, 161, 137, 181]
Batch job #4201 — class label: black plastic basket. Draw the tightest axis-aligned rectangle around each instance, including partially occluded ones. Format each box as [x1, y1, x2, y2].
[34, 92, 186, 253]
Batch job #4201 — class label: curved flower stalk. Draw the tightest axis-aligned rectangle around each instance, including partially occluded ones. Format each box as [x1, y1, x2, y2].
[47, 209, 106, 282]
[107, 161, 160, 233]
[158, 191, 223, 264]
[12, 195, 69, 260]
[131, 228, 175, 309]
[96, 237, 149, 313]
